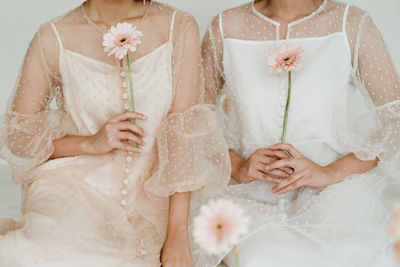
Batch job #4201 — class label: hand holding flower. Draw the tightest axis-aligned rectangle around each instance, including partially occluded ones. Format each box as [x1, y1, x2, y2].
[84, 111, 147, 155]
[103, 23, 144, 148]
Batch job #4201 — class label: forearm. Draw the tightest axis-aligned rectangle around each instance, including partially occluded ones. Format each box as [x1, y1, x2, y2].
[326, 153, 378, 182]
[50, 135, 93, 159]
[229, 150, 245, 182]
[166, 192, 191, 236]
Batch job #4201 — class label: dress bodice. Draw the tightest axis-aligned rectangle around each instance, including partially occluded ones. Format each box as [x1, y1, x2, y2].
[54, 25, 174, 153]
[219, 3, 354, 165]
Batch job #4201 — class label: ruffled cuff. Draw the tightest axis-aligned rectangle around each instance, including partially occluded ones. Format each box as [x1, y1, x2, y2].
[144, 104, 231, 201]
[0, 110, 75, 184]
[351, 100, 400, 163]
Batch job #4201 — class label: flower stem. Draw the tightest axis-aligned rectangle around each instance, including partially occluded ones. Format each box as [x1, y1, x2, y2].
[126, 54, 139, 148]
[281, 71, 292, 143]
[233, 245, 240, 267]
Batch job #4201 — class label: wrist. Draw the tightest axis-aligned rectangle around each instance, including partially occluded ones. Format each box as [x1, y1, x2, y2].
[324, 164, 344, 183]
[166, 223, 188, 239]
[80, 136, 95, 155]
[231, 157, 245, 182]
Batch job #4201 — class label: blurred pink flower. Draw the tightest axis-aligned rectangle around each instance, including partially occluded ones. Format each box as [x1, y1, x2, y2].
[268, 44, 307, 73]
[388, 205, 400, 261]
[103, 22, 143, 60]
[388, 205, 400, 238]
[193, 199, 250, 255]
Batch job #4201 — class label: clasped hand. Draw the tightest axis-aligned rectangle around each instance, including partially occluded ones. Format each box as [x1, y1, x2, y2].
[235, 144, 341, 194]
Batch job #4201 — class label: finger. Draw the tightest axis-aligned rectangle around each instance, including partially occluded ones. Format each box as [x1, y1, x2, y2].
[265, 159, 297, 171]
[255, 155, 276, 165]
[118, 132, 145, 146]
[272, 172, 303, 193]
[270, 143, 303, 158]
[266, 169, 290, 178]
[109, 111, 147, 123]
[282, 167, 294, 175]
[253, 171, 282, 184]
[114, 141, 142, 153]
[263, 149, 292, 160]
[117, 121, 146, 137]
[275, 179, 305, 194]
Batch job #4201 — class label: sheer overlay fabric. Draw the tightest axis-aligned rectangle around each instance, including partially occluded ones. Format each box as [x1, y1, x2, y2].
[193, 1, 400, 266]
[0, 2, 230, 266]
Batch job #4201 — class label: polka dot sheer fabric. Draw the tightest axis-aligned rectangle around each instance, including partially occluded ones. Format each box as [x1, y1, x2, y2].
[194, 1, 400, 266]
[203, 1, 400, 163]
[0, 2, 230, 266]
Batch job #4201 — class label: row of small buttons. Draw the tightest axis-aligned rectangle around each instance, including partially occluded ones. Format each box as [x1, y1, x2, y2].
[120, 68, 132, 207]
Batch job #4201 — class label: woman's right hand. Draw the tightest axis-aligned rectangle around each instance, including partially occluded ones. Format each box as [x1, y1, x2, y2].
[84, 111, 147, 155]
[231, 148, 293, 184]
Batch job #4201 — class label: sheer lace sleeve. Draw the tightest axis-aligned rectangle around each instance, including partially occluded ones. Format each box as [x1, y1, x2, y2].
[350, 12, 400, 163]
[203, 15, 224, 105]
[0, 23, 75, 184]
[201, 14, 241, 151]
[144, 12, 230, 201]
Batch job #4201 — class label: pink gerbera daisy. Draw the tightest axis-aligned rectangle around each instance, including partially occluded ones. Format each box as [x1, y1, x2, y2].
[102, 22, 143, 60]
[267, 44, 307, 73]
[193, 199, 250, 255]
[388, 204, 400, 261]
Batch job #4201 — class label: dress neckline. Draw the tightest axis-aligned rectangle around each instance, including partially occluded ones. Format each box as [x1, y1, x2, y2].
[251, 0, 327, 27]
[80, 1, 153, 34]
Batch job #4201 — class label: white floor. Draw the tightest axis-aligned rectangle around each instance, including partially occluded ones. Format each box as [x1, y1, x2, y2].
[0, 163, 399, 221]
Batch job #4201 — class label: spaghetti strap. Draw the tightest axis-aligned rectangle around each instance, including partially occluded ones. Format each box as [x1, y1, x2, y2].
[342, 4, 350, 33]
[218, 13, 224, 38]
[169, 10, 178, 42]
[50, 22, 64, 53]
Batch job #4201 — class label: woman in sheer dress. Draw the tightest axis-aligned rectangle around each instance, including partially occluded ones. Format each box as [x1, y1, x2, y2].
[0, 0, 230, 266]
[194, 0, 400, 266]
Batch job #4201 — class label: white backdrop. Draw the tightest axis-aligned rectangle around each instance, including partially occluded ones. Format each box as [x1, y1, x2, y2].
[0, 0, 399, 167]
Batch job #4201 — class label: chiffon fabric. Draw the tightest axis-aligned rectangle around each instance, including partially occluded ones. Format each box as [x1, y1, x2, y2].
[0, 2, 230, 266]
[193, 0, 400, 266]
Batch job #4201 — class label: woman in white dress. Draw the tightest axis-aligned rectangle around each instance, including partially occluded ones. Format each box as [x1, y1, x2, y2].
[0, 0, 230, 266]
[193, 0, 400, 266]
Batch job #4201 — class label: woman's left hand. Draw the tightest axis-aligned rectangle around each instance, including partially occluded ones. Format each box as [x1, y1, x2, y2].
[265, 144, 342, 194]
[161, 226, 192, 267]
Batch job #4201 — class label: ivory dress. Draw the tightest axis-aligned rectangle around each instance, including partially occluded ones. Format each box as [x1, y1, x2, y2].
[193, 1, 400, 266]
[0, 2, 230, 266]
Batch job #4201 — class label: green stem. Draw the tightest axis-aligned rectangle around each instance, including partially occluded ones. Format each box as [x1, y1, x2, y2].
[281, 71, 292, 143]
[126, 54, 139, 148]
[233, 245, 240, 267]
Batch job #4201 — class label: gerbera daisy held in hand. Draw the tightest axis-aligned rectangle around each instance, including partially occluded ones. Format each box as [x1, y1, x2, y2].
[193, 199, 250, 266]
[103, 22, 143, 60]
[103, 23, 143, 148]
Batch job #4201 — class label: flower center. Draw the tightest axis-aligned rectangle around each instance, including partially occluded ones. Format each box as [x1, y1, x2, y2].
[283, 57, 291, 62]
[120, 38, 127, 43]
[216, 224, 223, 230]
